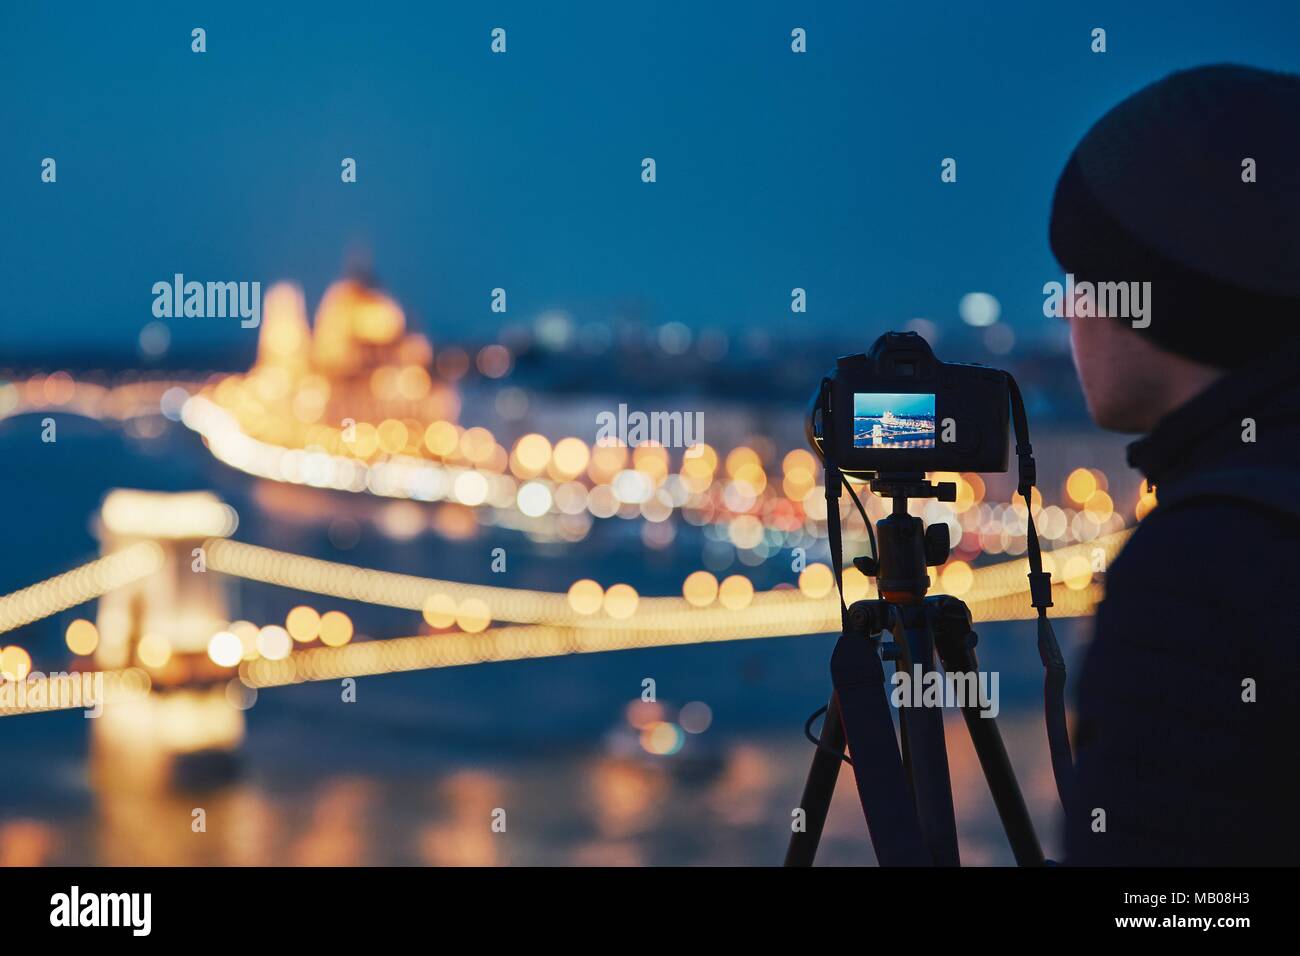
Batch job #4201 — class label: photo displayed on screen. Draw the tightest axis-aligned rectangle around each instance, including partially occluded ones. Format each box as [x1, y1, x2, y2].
[853, 392, 936, 449]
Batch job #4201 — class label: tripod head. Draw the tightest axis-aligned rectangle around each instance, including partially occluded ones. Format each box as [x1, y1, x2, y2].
[868, 472, 956, 504]
[852, 473, 956, 604]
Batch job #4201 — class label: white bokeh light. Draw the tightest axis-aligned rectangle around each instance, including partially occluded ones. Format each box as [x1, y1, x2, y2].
[958, 292, 1001, 327]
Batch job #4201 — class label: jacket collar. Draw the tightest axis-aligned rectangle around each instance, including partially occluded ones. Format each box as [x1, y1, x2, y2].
[1126, 337, 1300, 486]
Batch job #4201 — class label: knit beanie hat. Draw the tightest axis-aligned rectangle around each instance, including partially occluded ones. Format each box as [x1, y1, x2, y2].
[1049, 64, 1300, 368]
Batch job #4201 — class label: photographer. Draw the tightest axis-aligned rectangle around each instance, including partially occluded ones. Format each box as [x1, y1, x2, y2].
[1049, 65, 1300, 865]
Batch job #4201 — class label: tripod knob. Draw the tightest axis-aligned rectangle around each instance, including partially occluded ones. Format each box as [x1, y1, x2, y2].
[923, 523, 951, 566]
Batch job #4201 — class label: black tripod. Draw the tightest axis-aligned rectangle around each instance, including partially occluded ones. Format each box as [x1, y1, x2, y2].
[785, 473, 1045, 866]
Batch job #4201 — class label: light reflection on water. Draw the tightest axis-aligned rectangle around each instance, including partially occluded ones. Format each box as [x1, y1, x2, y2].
[0, 418, 1092, 866]
[1, 698, 1067, 866]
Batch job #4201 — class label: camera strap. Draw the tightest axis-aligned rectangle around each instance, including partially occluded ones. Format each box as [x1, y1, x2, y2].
[819, 377, 931, 864]
[1006, 374, 1076, 820]
[820, 377, 850, 628]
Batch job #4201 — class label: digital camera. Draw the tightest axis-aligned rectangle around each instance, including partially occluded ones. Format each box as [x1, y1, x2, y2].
[808, 331, 1010, 478]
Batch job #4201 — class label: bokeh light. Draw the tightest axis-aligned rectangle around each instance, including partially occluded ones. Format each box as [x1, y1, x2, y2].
[641, 721, 685, 755]
[682, 571, 719, 607]
[319, 611, 354, 647]
[136, 633, 172, 669]
[567, 579, 604, 615]
[603, 584, 639, 620]
[423, 593, 458, 629]
[65, 619, 99, 656]
[256, 625, 293, 661]
[718, 575, 754, 610]
[798, 563, 835, 599]
[0, 645, 32, 681]
[958, 292, 1001, 327]
[286, 605, 322, 643]
[207, 631, 243, 668]
[679, 701, 713, 734]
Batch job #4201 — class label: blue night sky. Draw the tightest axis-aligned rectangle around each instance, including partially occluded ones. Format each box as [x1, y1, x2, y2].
[2, 0, 1297, 354]
[855, 391, 934, 420]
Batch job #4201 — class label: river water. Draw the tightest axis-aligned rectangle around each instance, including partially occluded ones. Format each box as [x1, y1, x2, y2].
[0, 411, 1104, 865]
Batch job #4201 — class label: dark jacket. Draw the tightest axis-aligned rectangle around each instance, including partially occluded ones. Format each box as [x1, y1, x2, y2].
[1065, 339, 1300, 865]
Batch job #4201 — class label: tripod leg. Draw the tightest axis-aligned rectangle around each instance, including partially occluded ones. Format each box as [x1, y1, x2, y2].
[953, 701, 1045, 866]
[784, 692, 846, 867]
[932, 612, 1045, 866]
[830, 629, 930, 865]
[896, 605, 961, 866]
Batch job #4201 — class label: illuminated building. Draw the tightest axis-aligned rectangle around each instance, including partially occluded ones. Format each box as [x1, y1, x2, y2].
[224, 275, 460, 455]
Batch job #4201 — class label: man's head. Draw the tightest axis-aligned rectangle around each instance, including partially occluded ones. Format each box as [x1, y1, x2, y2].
[1049, 64, 1300, 433]
[1065, 310, 1223, 433]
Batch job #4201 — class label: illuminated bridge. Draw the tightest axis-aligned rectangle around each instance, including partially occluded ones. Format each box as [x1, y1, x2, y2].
[0, 275, 1146, 787]
[0, 487, 1127, 724]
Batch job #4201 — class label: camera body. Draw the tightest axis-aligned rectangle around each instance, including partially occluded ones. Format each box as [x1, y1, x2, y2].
[810, 331, 1010, 477]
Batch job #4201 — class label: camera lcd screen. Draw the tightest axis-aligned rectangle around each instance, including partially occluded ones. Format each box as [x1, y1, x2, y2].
[852, 392, 936, 449]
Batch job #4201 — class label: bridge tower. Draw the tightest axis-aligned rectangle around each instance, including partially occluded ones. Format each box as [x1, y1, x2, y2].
[91, 489, 245, 791]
